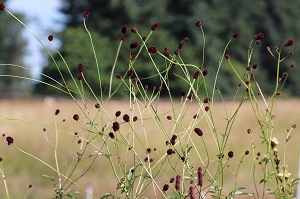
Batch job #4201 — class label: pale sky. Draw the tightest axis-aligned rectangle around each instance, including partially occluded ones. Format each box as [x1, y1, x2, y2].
[6, 0, 64, 78]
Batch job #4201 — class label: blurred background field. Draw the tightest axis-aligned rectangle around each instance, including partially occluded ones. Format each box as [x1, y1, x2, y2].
[0, 98, 299, 198]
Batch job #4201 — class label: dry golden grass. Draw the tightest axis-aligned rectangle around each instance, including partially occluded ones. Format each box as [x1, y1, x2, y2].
[0, 98, 299, 198]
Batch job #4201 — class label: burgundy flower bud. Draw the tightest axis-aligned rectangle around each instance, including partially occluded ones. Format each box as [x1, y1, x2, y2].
[257, 152, 261, 156]
[112, 122, 120, 131]
[171, 134, 177, 140]
[284, 40, 294, 47]
[189, 186, 195, 199]
[48, 35, 54, 41]
[144, 157, 148, 162]
[164, 48, 171, 57]
[133, 116, 138, 122]
[228, 151, 234, 158]
[130, 41, 139, 49]
[146, 148, 151, 154]
[142, 36, 147, 41]
[255, 40, 261, 45]
[225, 54, 230, 59]
[245, 150, 250, 155]
[253, 63, 258, 69]
[127, 69, 134, 76]
[123, 114, 130, 122]
[109, 132, 115, 139]
[197, 167, 203, 186]
[289, 51, 294, 55]
[151, 22, 159, 31]
[95, 103, 100, 109]
[167, 115, 172, 120]
[0, 2, 5, 10]
[167, 148, 174, 155]
[162, 184, 169, 191]
[170, 177, 175, 183]
[203, 97, 210, 103]
[205, 106, 209, 112]
[282, 72, 288, 77]
[233, 32, 239, 38]
[83, 11, 89, 18]
[193, 71, 200, 79]
[55, 109, 60, 115]
[184, 37, 189, 41]
[175, 175, 181, 190]
[148, 46, 158, 53]
[194, 128, 203, 136]
[73, 114, 79, 121]
[291, 63, 295, 68]
[202, 69, 208, 76]
[254, 32, 264, 40]
[6, 136, 14, 145]
[77, 74, 83, 81]
[121, 26, 128, 34]
[196, 20, 202, 27]
[246, 66, 251, 71]
[131, 27, 138, 33]
[174, 49, 180, 56]
[78, 63, 84, 73]
[115, 111, 121, 117]
[120, 35, 126, 41]
[178, 42, 184, 49]
[116, 74, 122, 79]
[130, 55, 136, 61]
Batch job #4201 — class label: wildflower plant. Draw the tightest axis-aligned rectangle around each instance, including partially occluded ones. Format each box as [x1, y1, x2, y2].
[0, 2, 299, 198]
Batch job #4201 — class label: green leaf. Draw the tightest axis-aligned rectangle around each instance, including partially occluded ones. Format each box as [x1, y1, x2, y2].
[100, 193, 113, 199]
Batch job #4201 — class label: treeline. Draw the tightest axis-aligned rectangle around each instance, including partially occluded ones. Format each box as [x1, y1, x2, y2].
[2, 0, 300, 97]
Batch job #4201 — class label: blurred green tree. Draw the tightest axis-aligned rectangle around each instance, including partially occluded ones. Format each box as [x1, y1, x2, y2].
[0, 7, 29, 98]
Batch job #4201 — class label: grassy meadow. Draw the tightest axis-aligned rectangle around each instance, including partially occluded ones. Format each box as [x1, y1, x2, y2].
[0, 97, 299, 198]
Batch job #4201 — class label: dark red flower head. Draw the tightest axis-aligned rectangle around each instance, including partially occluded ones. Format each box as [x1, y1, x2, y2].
[55, 109, 60, 115]
[151, 22, 159, 31]
[123, 114, 130, 122]
[174, 49, 180, 56]
[116, 74, 122, 79]
[6, 136, 14, 145]
[120, 35, 126, 41]
[131, 27, 138, 33]
[196, 20, 202, 27]
[254, 32, 264, 40]
[121, 26, 128, 34]
[127, 69, 134, 76]
[78, 63, 84, 73]
[112, 122, 120, 132]
[83, 11, 89, 18]
[193, 71, 200, 79]
[284, 40, 294, 47]
[194, 128, 203, 136]
[202, 69, 208, 76]
[130, 41, 139, 49]
[0, 2, 5, 10]
[225, 54, 230, 59]
[73, 114, 79, 121]
[233, 32, 239, 38]
[48, 35, 54, 41]
[228, 151, 234, 158]
[162, 184, 169, 191]
[175, 175, 181, 190]
[148, 46, 158, 53]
